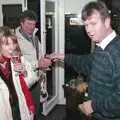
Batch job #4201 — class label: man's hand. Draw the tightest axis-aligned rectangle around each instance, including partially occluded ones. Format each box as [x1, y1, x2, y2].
[46, 53, 64, 62]
[78, 100, 93, 116]
[38, 57, 52, 70]
[13, 63, 27, 76]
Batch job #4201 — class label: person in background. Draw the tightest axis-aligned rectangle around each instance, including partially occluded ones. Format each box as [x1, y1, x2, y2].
[48, 1, 120, 120]
[0, 26, 38, 120]
[15, 10, 51, 119]
[16, 10, 50, 68]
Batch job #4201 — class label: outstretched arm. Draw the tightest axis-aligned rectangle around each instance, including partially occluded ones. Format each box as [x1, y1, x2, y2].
[45, 53, 64, 61]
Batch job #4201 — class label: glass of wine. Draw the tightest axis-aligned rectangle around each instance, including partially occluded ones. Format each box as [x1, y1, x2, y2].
[11, 51, 21, 64]
[11, 51, 22, 76]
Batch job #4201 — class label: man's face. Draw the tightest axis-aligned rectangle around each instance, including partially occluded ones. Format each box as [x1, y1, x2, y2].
[20, 19, 36, 35]
[83, 11, 110, 43]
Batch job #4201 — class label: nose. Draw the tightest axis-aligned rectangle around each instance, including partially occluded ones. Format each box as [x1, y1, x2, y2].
[9, 44, 15, 51]
[85, 25, 93, 36]
[30, 25, 35, 30]
[29, 23, 36, 29]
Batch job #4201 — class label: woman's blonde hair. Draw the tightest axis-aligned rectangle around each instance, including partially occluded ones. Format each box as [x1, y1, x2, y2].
[0, 26, 21, 55]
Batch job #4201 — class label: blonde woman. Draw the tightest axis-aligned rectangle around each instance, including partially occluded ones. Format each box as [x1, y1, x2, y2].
[0, 26, 38, 120]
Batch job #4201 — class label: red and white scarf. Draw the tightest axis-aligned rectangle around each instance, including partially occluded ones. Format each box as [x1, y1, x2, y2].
[19, 71, 36, 116]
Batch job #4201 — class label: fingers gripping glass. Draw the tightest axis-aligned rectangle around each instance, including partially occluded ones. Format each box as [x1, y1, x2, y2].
[11, 51, 21, 76]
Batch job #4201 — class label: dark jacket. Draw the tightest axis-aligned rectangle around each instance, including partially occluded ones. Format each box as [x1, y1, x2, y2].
[65, 35, 120, 120]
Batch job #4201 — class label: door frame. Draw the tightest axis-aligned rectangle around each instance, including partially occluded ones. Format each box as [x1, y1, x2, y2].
[40, 0, 59, 115]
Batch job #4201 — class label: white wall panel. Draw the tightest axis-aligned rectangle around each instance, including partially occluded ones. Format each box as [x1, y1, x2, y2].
[65, 0, 96, 14]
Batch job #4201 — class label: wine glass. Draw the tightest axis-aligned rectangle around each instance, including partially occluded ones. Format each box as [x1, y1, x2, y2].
[11, 51, 21, 76]
[11, 51, 21, 64]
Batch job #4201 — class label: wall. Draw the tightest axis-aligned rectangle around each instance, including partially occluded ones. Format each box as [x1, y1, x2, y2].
[65, 0, 96, 14]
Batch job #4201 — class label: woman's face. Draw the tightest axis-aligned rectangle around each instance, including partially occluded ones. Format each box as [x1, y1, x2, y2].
[0, 37, 16, 58]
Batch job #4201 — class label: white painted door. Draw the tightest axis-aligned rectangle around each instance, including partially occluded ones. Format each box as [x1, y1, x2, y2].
[40, 0, 59, 115]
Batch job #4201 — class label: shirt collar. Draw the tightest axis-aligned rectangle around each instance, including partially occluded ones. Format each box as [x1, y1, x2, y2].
[96, 31, 116, 50]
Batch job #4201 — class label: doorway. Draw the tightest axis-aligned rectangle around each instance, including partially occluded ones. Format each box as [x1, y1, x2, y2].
[27, 0, 59, 115]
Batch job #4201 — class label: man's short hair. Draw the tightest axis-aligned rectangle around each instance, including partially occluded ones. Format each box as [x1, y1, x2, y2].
[81, 1, 110, 21]
[19, 10, 37, 22]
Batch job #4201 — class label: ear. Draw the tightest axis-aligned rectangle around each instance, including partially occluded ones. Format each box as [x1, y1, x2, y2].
[105, 17, 111, 29]
[20, 22, 23, 26]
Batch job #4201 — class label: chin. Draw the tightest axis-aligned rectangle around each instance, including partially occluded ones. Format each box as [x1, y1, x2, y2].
[6, 55, 11, 58]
